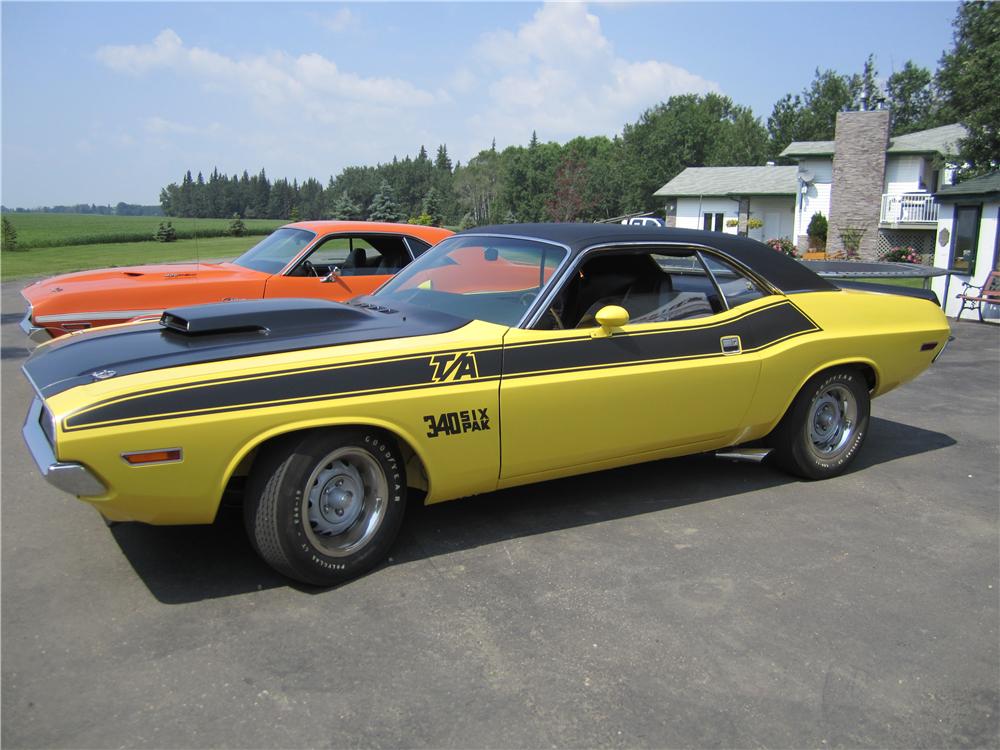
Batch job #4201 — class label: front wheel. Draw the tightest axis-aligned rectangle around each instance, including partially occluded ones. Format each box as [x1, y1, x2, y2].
[769, 368, 871, 480]
[244, 429, 407, 586]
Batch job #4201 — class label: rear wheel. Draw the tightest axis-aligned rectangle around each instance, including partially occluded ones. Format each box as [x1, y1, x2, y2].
[770, 368, 870, 480]
[244, 429, 406, 586]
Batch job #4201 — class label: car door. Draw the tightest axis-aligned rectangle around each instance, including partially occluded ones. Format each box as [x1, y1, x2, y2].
[264, 234, 410, 301]
[497, 248, 797, 482]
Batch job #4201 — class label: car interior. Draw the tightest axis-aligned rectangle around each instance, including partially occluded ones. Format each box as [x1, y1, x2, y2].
[289, 235, 413, 278]
[536, 249, 764, 330]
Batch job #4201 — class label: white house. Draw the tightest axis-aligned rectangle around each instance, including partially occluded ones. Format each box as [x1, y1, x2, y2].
[652, 166, 797, 242]
[654, 117, 967, 261]
[930, 171, 1000, 319]
[782, 122, 966, 259]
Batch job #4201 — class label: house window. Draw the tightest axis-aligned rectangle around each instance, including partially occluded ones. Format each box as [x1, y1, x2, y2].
[702, 212, 724, 232]
[950, 205, 981, 275]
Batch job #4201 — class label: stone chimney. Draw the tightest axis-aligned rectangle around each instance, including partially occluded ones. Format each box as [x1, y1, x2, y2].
[827, 110, 890, 259]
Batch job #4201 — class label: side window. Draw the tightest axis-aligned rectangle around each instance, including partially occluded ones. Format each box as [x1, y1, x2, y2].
[537, 250, 721, 330]
[291, 236, 397, 277]
[306, 238, 350, 270]
[699, 254, 768, 309]
[405, 237, 431, 258]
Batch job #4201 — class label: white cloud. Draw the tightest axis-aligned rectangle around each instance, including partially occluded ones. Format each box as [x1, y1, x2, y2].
[96, 29, 184, 75]
[466, 3, 719, 146]
[318, 8, 358, 33]
[96, 29, 438, 112]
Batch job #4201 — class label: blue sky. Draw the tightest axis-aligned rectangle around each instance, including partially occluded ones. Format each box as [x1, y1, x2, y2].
[2, 1, 959, 207]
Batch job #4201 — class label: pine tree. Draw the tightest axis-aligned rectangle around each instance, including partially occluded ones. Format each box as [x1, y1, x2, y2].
[229, 213, 246, 237]
[435, 144, 452, 172]
[1, 216, 18, 251]
[368, 180, 401, 222]
[422, 187, 443, 226]
[155, 221, 177, 242]
[329, 191, 362, 220]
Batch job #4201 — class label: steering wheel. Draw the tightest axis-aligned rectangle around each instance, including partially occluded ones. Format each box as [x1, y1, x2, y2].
[301, 260, 319, 277]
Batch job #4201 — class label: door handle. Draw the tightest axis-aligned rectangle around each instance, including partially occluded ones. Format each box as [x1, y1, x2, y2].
[720, 335, 742, 355]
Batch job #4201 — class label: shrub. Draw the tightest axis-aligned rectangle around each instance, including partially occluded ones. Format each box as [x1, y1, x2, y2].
[883, 245, 922, 263]
[2, 216, 19, 251]
[228, 213, 247, 237]
[766, 237, 797, 258]
[806, 212, 828, 244]
[458, 212, 476, 231]
[154, 221, 177, 242]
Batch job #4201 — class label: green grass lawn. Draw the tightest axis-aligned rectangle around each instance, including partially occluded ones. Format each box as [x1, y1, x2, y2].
[2, 213, 284, 249]
[847, 277, 925, 289]
[1, 236, 263, 280]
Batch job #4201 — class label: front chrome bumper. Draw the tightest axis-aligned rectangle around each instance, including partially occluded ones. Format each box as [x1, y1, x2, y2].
[23, 399, 106, 497]
[19, 307, 51, 344]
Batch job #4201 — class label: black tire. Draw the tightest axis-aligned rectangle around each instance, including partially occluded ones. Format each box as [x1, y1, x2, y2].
[244, 428, 407, 586]
[769, 368, 871, 480]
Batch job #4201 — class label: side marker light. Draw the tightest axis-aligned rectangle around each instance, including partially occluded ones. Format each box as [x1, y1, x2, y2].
[122, 448, 183, 465]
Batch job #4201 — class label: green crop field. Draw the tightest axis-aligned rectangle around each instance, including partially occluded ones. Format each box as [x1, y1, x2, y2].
[1, 236, 264, 280]
[2, 213, 284, 249]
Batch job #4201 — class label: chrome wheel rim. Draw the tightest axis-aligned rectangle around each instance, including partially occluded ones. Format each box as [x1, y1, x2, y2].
[303, 447, 387, 558]
[807, 384, 857, 460]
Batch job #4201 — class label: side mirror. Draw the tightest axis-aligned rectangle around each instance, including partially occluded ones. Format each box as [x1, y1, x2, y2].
[321, 266, 342, 283]
[593, 305, 629, 337]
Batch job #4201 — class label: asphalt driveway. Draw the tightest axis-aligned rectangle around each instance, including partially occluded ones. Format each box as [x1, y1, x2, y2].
[2, 279, 997, 749]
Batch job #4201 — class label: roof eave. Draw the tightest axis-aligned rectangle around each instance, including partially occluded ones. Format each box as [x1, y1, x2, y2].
[934, 190, 1000, 203]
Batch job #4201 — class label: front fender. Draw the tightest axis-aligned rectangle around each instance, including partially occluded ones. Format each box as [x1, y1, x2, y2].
[219, 416, 436, 507]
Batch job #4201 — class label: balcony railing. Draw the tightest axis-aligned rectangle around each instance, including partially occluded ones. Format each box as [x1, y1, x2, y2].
[880, 192, 938, 225]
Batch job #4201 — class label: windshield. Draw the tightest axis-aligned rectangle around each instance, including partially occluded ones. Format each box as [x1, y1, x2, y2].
[232, 228, 316, 274]
[374, 235, 567, 326]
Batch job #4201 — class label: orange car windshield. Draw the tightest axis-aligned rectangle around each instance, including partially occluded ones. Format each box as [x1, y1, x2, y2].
[233, 228, 316, 274]
[375, 235, 567, 326]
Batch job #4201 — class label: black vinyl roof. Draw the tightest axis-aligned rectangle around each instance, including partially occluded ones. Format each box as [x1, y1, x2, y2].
[461, 223, 837, 294]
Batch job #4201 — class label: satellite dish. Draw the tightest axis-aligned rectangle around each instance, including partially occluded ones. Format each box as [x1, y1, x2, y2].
[799, 169, 815, 183]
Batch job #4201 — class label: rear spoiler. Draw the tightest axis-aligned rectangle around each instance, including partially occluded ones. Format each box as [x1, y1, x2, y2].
[836, 280, 940, 306]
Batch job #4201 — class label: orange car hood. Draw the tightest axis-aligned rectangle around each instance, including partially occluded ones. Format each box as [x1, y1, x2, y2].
[22, 262, 268, 317]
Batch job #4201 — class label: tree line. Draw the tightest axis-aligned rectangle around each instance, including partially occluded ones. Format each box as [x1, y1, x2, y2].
[2, 202, 163, 216]
[157, 1, 995, 227]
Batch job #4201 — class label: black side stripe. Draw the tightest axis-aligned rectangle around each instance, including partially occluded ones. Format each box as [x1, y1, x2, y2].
[63, 301, 818, 432]
[503, 301, 815, 377]
[65, 350, 504, 431]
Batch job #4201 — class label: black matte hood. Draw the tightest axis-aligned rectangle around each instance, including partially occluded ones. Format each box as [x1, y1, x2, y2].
[24, 298, 470, 399]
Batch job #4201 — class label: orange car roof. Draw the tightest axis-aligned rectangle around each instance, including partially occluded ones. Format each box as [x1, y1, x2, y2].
[285, 220, 453, 244]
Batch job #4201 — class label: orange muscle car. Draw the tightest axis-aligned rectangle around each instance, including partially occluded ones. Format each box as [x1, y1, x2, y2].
[20, 221, 453, 341]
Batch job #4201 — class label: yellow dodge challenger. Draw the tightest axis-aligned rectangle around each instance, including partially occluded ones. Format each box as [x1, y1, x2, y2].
[22, 224, 950, 585]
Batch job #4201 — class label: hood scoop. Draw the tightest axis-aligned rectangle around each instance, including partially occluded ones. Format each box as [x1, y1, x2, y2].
[160, 298, 375, 336]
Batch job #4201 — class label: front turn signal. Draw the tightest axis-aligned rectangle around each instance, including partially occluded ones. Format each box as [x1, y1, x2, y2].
[121, 448, 183, 465]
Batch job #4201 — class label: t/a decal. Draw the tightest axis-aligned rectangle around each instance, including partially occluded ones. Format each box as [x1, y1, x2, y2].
[429, 352, 480, 383]
[423, 408, 491, 438]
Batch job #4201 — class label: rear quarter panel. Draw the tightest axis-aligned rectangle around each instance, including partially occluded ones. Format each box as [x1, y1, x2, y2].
[740, 288, 950, 439]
